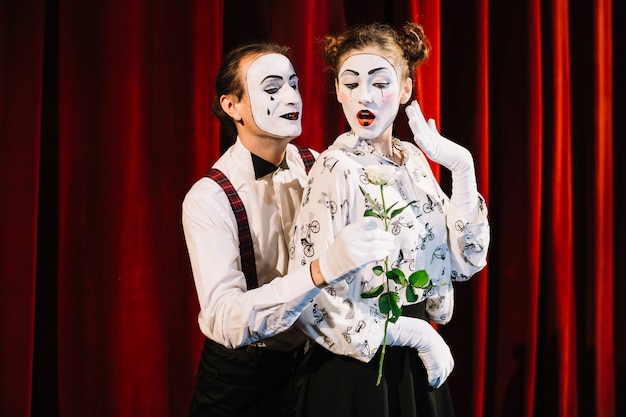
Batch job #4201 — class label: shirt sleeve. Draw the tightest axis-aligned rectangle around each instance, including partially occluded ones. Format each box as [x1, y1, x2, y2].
[406, 144, 490, 284]
[445, 193, 490, 282]
[409, 147, 488, 323]
[289, 151, 387, 363]
[182, 179, 320, 348]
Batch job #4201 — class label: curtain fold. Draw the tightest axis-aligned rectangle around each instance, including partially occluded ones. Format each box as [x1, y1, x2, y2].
[0, 1, 622, 416]
[0, 2, 45, 416]
[190, 0, 223, 179]
[471, 1, 490, 416]
[593, 3, 615, 417]
[410, 0, 441, 121]
[409, 0, 441, 179]
[525, 0, 544, 415]
[547, 1, 577, 415]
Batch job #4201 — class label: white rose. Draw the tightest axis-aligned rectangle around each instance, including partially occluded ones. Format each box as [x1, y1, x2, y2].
[364, 165, 398, 186]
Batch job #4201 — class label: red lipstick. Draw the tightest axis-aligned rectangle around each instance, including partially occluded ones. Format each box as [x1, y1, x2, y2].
[281, 112, 300, 121]
[357, 110, 375, 127]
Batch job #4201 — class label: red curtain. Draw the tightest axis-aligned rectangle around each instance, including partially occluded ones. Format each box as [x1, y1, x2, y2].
[1, 1, 623, 416]
[0, 1, 45, 415]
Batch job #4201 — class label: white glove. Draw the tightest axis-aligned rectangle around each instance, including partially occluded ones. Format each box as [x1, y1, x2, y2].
[318, 218, 394, 285]
[385, 316, 454, 388]
[406, 100, 479, 216]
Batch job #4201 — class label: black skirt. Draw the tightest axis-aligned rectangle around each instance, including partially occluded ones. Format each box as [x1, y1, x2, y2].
[295, 302, 455, 417]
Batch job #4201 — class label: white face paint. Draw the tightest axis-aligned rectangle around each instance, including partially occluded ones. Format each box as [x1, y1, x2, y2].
[336, 53, 404, 140]
[246, 53, 302, 138]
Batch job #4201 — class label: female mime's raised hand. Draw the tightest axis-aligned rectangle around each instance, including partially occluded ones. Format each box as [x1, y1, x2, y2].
[406, 100, 479, 216]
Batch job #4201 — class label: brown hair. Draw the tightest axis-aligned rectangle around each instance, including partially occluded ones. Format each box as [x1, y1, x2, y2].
[322, 22, 430, 81]
[211, 43, 291, 136]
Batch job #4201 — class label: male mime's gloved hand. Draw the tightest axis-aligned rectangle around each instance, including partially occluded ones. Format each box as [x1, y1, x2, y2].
[406, 100, 479, 216]
[386, 316, 454, 389]
[317, 218, 394, 285]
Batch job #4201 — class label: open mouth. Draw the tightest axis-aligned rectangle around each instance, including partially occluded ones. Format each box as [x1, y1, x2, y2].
[357, 110, 375, 127]
[281, 112, 300, 121]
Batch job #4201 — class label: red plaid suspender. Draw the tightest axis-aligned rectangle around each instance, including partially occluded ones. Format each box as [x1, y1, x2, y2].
[206, 168, 259, 290]
[295, 145, 315, 175]
[206, 146, 315, 290]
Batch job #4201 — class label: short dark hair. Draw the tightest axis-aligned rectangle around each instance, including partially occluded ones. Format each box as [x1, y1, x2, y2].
[212, 43, 291, 138]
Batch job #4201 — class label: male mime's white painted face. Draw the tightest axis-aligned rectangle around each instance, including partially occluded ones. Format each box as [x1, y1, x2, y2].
[246, 53, 303, 138]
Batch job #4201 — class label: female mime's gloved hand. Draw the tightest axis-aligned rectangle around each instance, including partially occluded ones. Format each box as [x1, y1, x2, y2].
[406, 100, 479, 216]
[385, 316, 454, 389]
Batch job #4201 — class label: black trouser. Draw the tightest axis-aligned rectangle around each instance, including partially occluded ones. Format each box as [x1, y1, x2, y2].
[188, 338, 306, 417]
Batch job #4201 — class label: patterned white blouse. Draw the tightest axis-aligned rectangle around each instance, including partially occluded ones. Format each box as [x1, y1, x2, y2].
[289, 131, 489, 362]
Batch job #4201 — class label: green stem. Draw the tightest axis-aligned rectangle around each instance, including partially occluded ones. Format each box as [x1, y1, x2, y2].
[380, 184, 388, 231]
[380, 184, 390, 306]
[376, 315, 389, 386]
[376, 183, 390, 386]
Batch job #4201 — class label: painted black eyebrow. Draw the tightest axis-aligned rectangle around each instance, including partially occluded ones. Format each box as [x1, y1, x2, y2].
[260, 73, 298, 84]
[261, 75, 283, 83]
[340, 69, 359, 77]
[368, 67, 389, 75]
[340, 67, 390, 77]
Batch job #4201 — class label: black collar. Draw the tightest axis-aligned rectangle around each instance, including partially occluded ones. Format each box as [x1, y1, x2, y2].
[251, 153, 289, 179]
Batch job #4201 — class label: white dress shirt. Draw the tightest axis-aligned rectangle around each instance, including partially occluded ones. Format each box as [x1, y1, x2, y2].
[183, 138, 320, 349]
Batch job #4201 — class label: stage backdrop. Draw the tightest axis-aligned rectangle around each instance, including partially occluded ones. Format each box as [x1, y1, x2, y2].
[1, 0, 624, 416]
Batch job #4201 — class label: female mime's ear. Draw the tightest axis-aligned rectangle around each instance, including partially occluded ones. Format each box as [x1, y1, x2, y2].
[399, 77, 413, 105]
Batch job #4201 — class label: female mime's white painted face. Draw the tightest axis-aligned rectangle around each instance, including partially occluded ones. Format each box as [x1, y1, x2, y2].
[336, 52, 411, 140]
[245, 53, 303, 138]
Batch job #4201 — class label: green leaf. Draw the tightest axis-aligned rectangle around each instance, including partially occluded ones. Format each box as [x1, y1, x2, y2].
[364, 209, 383, 219]
[361, 285, 384, 298]
[406, 286, 418, 302]
[372, 265, 384, 276]
[384, 201, 399, 216]
[409, 270, 429, 288]
[391, 299, 403, 319]
[378, 293, 393, 315]
[387, 268, 407, 286]
[379, 292, 402, 319]
[389, 200, 418, 219]
[359, 185, 380, 211]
